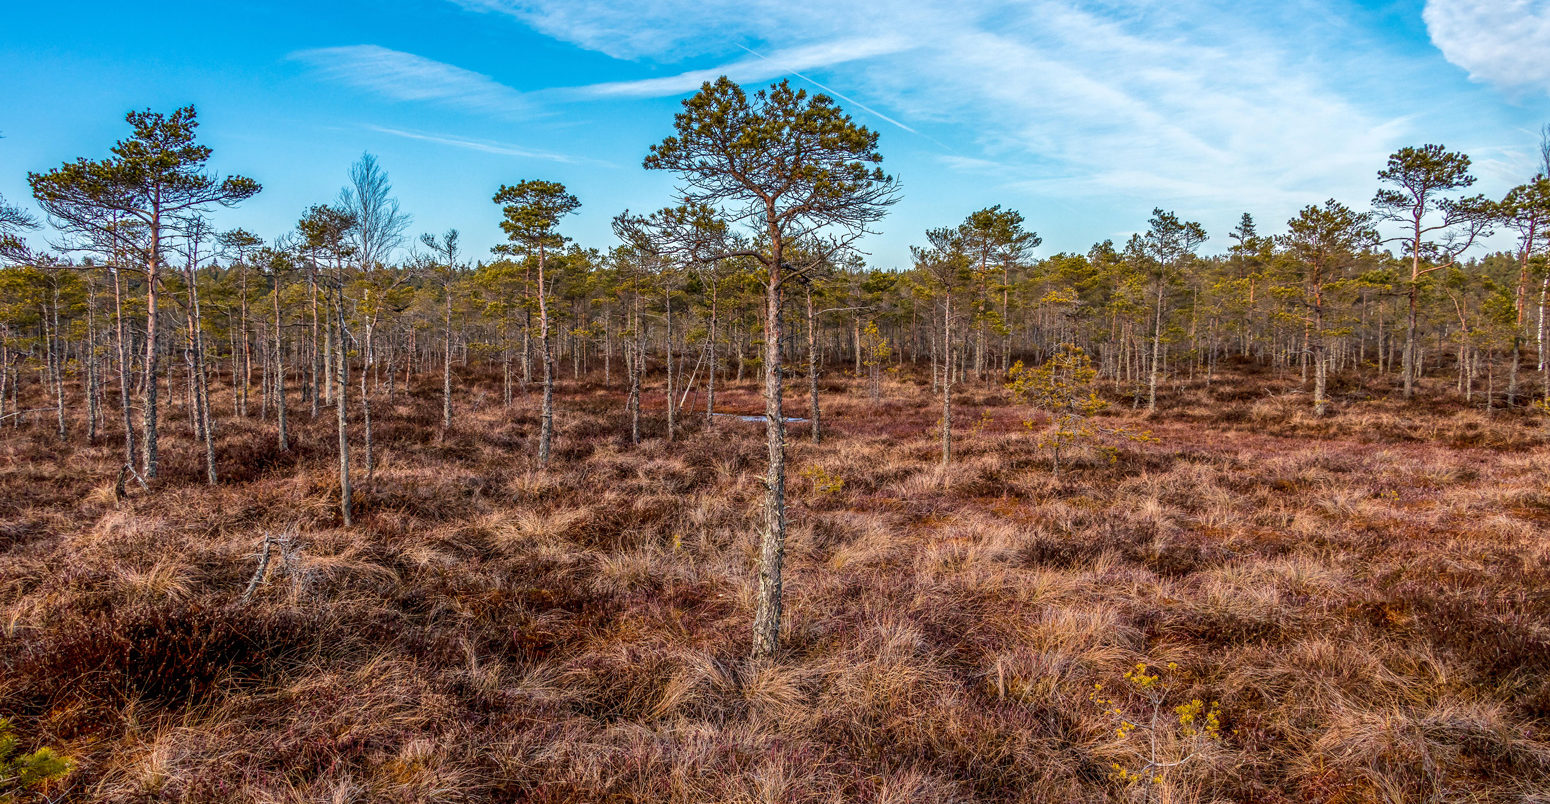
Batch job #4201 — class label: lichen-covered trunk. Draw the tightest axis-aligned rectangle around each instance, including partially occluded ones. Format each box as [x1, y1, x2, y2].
[1148, 278, 1164, 413]
[239, 267, 250, 418]
[1001, 265, 1011, 375]
[1313, 334, 1328, 417]
[629, 281, 642, 445]
[48, 280, 66, 441]
[1403, 216, 1423, 399]
[442, 291, 453, 429]
[752, 249, 788, 661]
[186, 261, 216, 485]
[941, 293, 952, 467]
[1404, 281, 1419, 398]
[706, 289, 717, 423]
[334, 281, 352, 526]
[85, 275, 99, 442]
[142, 216, 162, 478]
[274, 280, 288, 452]
[362, 317, 375, 479]
[1313, 284, 1328, 417]
[665, 290, 675, 442]
[808, 285, 821, 444]
[309, 261, 320, 419]
[522, 266, 532, 391]
[538, 246, 554, 467]
[113, 265, 135, 465]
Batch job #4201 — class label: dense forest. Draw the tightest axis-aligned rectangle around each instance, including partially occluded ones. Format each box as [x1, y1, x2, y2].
[2, 78, 1550, 802]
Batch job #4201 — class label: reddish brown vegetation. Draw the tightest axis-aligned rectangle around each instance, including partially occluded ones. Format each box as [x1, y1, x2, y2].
[2, 368, 1549, 802]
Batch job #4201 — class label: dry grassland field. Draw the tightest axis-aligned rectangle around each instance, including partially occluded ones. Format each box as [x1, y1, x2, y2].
[2, 366, 1548, 803]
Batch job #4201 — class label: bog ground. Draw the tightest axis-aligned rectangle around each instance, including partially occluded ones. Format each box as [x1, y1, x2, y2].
[2, 369, 1548, 803]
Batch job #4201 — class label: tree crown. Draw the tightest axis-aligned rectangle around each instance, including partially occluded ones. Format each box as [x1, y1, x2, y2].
[643, 77, 898, 255]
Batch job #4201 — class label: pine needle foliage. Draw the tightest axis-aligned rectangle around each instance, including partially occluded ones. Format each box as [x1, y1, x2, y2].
[1006, 344, 1153, 475]
[0, 718, 71, 800]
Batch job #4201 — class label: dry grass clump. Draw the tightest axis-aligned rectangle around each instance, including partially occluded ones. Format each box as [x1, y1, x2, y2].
[1, 366, 1548, 801]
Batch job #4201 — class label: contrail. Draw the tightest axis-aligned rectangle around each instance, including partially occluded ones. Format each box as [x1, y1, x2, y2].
[732, 42, 953, 151]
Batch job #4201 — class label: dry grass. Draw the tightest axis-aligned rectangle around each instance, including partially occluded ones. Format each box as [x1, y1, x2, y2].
[1, 364, 1548, 802]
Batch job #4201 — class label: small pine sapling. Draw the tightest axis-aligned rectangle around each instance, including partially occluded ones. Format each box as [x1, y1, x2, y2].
[799, 464, 844, 496]
[1006, 343, 1152, 475]
[860, 319, 891, 401]
[1088, 663, 1223, 799]
[0, 717, 71, 799]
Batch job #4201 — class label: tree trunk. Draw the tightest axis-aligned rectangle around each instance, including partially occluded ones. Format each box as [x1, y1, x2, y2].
[807, 284, 821, 444]
[334, 279, 352, 526]
[503, 328, 512, 407]
[1313, 317, 1328, 417]
[47, 277, 66, 441]
[442, 287, 453, 429]
[630, 276, 642, 444]
[1148, 278, 1164, 413]
[239, 263, 250, 417]
[522, 266, 532, 391]
[1402, 212, 1424, 399]
[142, 215, 163, 478]
[110, 263, 136, 465]
[538, 245, 554, 466]
[274, 274, 288, 452]
[362, 313, 375, 480]
[1404, 282, 1419, 398]
[751, 244, 788, 661]
[665, 287, 675, 442]
[941, 293, 953, 467]
[186, 258, 217, 485]
[706, 285, 718, 423]
[310, 258, 321, 418]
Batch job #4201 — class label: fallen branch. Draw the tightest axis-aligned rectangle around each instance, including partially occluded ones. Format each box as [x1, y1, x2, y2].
[239, 533, 274, 605]
[113, 463, 150, 502]
[0, 408, 56, 422]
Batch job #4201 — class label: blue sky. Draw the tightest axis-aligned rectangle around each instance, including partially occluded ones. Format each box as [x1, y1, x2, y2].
[2, 0, 1546, 267]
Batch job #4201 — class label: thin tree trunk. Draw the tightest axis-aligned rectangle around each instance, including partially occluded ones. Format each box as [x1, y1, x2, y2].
[629, 275, 642, 444]
[941, 293, 953, 467]
[186, 254, 216, 485]
[808, 284, 821, 444]
[142, 215, 162, 478]
[1313, 296, 1328, 417]
[538, 245, 554, 466]
[442, 282, 452, 428]
[665, 287, 676, 442]
[48, 276, 66, 440]
[239, 262, 250, 417]
[310, 257, 321, 418]
[706, 285, 718, 423]
[334, 278, 352, 526]
[751, 246, 788, 661]
[112, 264, 135, 463]
[1148, 279, 1164, 413]
[275, 272, 288, 452]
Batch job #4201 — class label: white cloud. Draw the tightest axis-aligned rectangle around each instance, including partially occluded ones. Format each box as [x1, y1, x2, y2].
[564, 36, 913, 98]
[446, 0, 1408, 224]
[289, 45, 532, 118]
[448, 0, 910, 61]
[1423, 0, 1550, 94]
[362, 125, 602, 165]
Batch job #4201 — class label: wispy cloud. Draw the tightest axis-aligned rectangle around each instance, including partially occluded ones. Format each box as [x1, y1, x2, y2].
[726, 43, 928, 139]
[377, 0, 1539, 252]
[289, 45, 532, 119]
[1422, 0, 1550, 95]
[564, 35, 912, 98]
[364, 125, 606, 165]
[460, 0, 1428, 226]
[446, 0, 858, 61]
